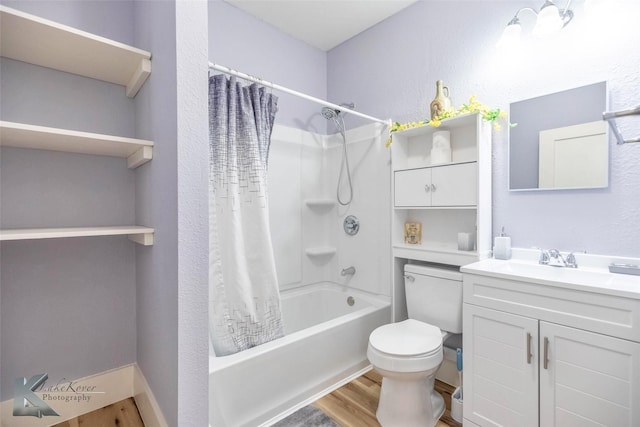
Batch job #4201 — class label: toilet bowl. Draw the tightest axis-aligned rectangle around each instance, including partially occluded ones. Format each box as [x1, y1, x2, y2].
[367, 319, 447, 427]
[367, 264, 463, 427]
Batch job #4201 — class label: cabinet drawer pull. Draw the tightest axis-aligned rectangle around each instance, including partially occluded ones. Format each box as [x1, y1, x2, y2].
[543, 337, 549, 370]
[526, 332, 532, 364]
[424, 184, 431, 193]
[431, 183, 437, 192]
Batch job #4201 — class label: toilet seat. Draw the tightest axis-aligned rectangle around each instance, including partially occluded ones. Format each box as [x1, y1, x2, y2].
[368, 319, 443, 373]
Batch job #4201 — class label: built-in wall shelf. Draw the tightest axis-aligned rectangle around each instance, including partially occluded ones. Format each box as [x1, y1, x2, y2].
[0, 226, 154, 246]
[305, 246, 337, 257]
[0, 5, 151, 97]
[304, 199, 336, 209]
[0, 121, 153, 169]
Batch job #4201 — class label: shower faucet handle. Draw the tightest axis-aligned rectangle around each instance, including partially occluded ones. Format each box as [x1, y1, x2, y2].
[341, 266, 356, 276]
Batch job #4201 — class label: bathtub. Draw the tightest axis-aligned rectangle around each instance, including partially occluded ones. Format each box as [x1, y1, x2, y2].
[209, 282, 391, 427]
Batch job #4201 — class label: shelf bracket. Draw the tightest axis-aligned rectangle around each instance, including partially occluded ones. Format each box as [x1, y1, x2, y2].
[127, 146, 153, 169]
[128, 232, 154, 246]
[126, 58, 152, 98]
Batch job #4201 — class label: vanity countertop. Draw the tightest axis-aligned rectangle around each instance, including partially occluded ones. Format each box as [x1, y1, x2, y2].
[462, 252, 640, 300]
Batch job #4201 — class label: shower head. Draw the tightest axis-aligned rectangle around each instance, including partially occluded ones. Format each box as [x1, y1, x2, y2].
[321, 102, 355, 120]
[321, 107, 341, 120]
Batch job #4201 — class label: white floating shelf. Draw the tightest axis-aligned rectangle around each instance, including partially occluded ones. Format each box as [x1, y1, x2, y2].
[0, 5, 151, 97]
[305, 246, 337, 257]
[0, 226, 154, 246]
[0, 121, 153, 169]
[305, 199, 336, 209]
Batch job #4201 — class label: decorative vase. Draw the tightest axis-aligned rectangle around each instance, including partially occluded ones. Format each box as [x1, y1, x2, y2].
[430, 80, 452, 119]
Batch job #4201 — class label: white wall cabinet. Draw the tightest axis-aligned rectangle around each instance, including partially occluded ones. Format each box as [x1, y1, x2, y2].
[463, 274, 640, 427]
[394, 162, 477, 207]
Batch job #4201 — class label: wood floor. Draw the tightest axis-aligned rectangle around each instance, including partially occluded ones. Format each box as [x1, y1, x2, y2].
[51, 398, 145, 427]
[49, 372, 460, 427]
[314, 370, 462, 427]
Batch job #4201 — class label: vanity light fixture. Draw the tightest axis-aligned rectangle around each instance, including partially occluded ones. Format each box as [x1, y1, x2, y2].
[497, 0, 574, 48]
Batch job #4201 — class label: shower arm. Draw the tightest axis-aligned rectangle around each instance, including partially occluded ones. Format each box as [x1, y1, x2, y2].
[209, 62, 392, 127]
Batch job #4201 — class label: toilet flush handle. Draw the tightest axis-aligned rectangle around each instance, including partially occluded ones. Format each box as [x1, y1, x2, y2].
[404, 274, 415, 282]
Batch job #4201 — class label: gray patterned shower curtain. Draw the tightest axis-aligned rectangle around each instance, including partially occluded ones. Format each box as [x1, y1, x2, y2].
[209, 74, 284, 356]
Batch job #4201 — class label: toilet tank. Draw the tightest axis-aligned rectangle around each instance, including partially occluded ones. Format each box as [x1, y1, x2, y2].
[404, 264, 463, 333]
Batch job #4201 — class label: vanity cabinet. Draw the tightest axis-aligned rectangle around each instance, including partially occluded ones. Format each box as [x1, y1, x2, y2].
[463, 273, 640, 427]
[394, 162, 477, 207]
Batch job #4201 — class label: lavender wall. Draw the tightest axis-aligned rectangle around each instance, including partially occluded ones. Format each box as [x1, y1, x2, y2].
[175, 1, 209, 425]
[0, 0, 137, 401]
[133, 0, 179, 424]
[208, 0, 328, 132]
[328, 0, 640, 257]
[134, 1, 209, 425]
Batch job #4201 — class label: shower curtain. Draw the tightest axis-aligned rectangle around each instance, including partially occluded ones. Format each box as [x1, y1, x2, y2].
[209, 74, 284, 356]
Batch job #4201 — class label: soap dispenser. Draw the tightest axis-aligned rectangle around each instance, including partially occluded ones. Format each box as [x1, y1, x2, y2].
[493, 227, 512, 260]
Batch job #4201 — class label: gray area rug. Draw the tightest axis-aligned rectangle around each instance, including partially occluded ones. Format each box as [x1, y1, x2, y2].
[272, 405, 338, 427]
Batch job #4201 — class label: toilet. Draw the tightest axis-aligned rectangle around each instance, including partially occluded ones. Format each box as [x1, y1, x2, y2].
[367, 264, 463, 427]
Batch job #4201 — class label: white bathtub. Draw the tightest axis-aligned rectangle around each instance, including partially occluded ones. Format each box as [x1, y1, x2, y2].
[209, 282, 391, 427]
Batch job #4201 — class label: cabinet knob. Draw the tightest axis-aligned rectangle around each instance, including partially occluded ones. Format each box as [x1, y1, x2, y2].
[424, 184, 431, 193]
[431, 183, 437, 192]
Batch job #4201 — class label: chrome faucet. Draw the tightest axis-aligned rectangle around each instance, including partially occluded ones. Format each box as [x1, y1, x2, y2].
[341, 266, 356, 276]
[539, 249, 578, 268]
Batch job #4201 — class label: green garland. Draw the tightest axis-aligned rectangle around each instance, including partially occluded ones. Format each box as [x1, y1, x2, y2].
[386, 95, 514, 147]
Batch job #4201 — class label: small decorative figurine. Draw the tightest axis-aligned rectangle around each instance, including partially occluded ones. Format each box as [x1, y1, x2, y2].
[404, 222, 422, 245]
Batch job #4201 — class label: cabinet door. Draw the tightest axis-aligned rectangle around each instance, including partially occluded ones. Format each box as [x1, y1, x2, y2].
[431, 162, 477, 206]
[394, 168, 431, 207]
[463, 304, 539, 427]
[540, 322, 640, 427]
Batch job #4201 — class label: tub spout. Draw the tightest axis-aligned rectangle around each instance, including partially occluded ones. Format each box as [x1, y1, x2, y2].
[341, 266, 356, 276]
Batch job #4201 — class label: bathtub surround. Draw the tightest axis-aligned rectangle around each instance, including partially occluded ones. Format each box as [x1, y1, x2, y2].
[266, 123, 391, 295]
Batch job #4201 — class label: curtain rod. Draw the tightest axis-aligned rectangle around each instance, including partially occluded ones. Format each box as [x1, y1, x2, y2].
[209, 62, 392, 127]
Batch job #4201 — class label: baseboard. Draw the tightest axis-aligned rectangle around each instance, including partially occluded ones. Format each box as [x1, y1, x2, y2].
[133, 364, 169, 427]
[1, 364, 168, 427]
[0, 364, 134, 427]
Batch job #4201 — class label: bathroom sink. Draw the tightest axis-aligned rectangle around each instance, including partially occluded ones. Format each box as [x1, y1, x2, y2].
[462, 249, 640, 299]
[493, 260, 613, 287]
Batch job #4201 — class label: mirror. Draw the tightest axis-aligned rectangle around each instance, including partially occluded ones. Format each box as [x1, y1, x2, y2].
[509, 81, 609, 191]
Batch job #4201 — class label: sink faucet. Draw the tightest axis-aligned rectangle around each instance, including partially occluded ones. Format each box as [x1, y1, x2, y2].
[341, 266, 356, 276]
[539, 249, 578, 268]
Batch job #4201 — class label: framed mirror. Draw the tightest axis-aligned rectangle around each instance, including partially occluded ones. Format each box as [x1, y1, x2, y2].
[509, 81, 609, 191]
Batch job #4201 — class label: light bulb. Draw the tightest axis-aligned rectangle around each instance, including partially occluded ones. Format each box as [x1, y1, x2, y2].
[497, 22, 522, 50]
[533, 2, 563, 36]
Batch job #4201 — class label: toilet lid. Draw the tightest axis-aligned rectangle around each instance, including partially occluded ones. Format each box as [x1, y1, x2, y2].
[369, 319, 442, 357]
